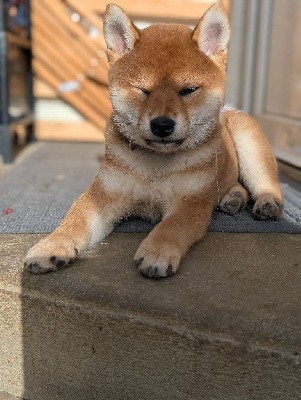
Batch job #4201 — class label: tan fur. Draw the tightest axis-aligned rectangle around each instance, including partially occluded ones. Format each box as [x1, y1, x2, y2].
[25, 3, 283, 278]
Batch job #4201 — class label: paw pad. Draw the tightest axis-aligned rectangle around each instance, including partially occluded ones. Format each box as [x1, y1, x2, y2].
[253, 196, 283, 220]
[220, 191, 246, 215]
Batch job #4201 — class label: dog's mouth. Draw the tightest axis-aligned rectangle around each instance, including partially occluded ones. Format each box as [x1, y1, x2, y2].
[145, 139, 184, 147]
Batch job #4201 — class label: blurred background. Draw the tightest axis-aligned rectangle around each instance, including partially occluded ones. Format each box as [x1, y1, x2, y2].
[0, 0, 300, 168]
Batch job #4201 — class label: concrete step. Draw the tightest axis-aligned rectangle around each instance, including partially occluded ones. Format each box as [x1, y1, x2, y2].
[0, 232, 300, 400]
[0, 393, 22, 400]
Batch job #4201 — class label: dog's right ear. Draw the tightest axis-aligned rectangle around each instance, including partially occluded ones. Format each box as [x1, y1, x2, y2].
[192, 2, 230, 68]
[103, 4, 140, 64]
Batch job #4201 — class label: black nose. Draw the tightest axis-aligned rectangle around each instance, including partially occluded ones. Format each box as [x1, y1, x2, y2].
[150, 117, 175, 138]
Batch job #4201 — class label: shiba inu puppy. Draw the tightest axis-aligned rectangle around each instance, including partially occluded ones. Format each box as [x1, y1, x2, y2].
[25, 2, 283, 278]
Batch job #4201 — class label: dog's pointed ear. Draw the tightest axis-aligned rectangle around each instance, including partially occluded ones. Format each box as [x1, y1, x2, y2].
[103, 4, 140, 64]
[192, 2, 230, 66]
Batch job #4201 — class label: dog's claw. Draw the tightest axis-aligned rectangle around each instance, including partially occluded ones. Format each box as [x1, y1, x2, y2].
[166, 264, 175, 276]
[134, 257, 144, 268]
[139, 263, 176, 279]
[25, 261, 54, 274]
[140, 265, 163, 279]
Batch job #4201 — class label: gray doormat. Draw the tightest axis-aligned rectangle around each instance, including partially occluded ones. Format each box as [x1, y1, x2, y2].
[0, 142, 300, 234]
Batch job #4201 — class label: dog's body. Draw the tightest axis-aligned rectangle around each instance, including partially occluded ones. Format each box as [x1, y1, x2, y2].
[25, 3, 283, 278]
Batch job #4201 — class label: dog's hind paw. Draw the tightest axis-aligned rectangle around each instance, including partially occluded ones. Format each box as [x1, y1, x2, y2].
[219, 184, 249, 215]
[253, 194, 284, 220]
[220, 191, 245, 215]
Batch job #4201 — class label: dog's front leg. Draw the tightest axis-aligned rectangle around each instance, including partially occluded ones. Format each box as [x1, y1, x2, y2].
[25, 178, 122, 273]
[134, 196, 214, 278]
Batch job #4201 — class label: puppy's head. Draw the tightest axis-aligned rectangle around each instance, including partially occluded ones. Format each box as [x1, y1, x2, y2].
[104, 3, 230, 153]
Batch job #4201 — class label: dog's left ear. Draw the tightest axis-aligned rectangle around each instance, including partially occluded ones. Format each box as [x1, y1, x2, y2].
[192, 2, 230, 67]
[103, 3, 140, 64]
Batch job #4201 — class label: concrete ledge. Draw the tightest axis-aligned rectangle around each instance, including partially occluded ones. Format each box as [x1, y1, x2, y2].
[0, 233, 300, 399]
[0, 393, 22, 400]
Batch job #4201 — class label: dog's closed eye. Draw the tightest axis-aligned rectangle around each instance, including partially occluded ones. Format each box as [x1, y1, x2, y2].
[179, 87, 199, 96]
[133, 86, 151, 96]
[140, 88, 151, 95]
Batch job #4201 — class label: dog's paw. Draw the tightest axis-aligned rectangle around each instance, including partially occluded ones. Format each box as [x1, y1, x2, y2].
[220, 190, 246, 215]
[134, 239, 181, 278]
[253, 194, 284, 220]
[24, 236, 79, 274]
